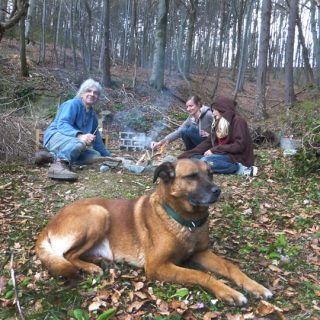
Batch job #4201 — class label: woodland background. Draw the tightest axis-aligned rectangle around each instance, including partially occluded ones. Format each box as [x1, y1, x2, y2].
[0, 0, 319, 320]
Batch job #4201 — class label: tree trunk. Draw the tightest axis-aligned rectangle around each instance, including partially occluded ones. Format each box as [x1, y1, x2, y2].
[39, 0, 46, 63]
[132, 0, 138, 88]
[84, 0, 93, 72]
[284, 0, 298, 108]
[102, 0, 111, 87]
[149, 0, 169, 90]
[184, 0, 198, 79]
[70, 0, 78, 68]
[255, 0, 272, 121]
[53, 0, 62, 65]
[231, 0, 245, 81]
[310, 0, 320, 87]
[211, 1, 227, 98]
[296, 9, 314, 84]
[25, 0, 35, 44]
[20, 15, 29, 77]
[234, 0, 254, 96]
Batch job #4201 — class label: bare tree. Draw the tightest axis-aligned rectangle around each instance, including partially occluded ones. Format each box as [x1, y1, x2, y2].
[149, 0, 169, 90]
[255, 0, 272, 121]
[234, 0, 255, 96]
[0, 0, 28, 42]
[102, 0, 111, 87]
[211, 1, 229, 98]
[19, 15, 28, 77]
[184, 0, 198, 79]
[284, 0, 298, 108]
[310, 0, 320, 87]
[39, 0, 46, 63]
[25, 0, 36, 44]
[296, 7, 314, 84]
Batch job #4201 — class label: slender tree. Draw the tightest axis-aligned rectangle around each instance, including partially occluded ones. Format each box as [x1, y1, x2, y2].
[102, 0, 111, 87]
[234, 0, 255, 95]
[39, 0, 46, 63]
[296, 8, 314, 83]
[284, 0, 298, 108]
[19, 15, 29, 77]
[25, 0, 35, 44]
[149, 0, 169, 90]
[255, 0, 272, 121]
[184, 0, 198, 79]
[310, 0, 320, 87]
[211, 1, 228, 98]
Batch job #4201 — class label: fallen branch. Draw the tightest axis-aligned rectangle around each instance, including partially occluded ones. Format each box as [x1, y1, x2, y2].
[10, 254, 25, 320]
[0, 182, 12, 190]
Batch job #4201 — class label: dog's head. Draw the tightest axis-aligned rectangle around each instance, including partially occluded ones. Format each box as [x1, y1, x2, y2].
[153, 159, 220, 207]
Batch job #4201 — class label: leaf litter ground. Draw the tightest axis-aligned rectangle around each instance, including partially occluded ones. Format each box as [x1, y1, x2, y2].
[0, 147, 319, 320]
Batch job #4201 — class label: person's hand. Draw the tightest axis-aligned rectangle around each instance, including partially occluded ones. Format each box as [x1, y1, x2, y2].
[200, 130, 210, 137]
[204, 149, 213, 156]
[77, 133, 96, 145]
[150, 141, 162, 150]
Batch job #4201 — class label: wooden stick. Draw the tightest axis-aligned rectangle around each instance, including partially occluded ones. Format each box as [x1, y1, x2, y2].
[136, 151, 146, 165]
[0, 182, 12, 190]
[10, 254, 25, 320]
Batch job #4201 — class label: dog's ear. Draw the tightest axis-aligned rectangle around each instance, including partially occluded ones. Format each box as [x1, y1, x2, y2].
[153, 162, 176, 183]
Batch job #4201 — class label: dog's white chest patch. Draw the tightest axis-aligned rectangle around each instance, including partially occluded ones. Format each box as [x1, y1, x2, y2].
[88, 238, 114, 260]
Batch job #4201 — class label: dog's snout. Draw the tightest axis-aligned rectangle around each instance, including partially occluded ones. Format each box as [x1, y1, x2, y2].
[211, 186, 221, 198]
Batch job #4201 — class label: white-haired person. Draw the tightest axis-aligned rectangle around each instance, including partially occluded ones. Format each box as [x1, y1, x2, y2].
[41, 79, 111, 181]
[150, 95, 213, 151]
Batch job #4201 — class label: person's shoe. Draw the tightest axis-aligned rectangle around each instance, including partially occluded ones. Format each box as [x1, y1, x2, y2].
[243, 166, 258, 177]
[48, 160, 78, 181]
[34, 150, 54, 166]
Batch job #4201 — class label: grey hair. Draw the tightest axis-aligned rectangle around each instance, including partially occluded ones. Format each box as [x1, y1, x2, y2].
[76, 79, 103, 97]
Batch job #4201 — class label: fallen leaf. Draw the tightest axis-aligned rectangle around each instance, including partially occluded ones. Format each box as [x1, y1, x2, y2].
[126, 300, 146, 313]
[256, 300, 284, 319]
[225, 313, 244, 320]
[133, 281, 144, 291]
[203, 311, 221, 319]
[88, 299, 105, 311]
[268, 264, 282, 272]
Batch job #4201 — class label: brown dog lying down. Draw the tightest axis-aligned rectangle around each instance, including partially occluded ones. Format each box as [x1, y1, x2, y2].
[36, 159, 272, 305]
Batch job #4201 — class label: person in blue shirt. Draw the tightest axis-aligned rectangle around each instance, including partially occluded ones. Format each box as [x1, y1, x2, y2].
[43, 79, 111, 181]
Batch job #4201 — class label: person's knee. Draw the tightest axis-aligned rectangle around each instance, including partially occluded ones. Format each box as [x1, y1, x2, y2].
[180, 128, 188, 139]
[73, 141, 86, 152]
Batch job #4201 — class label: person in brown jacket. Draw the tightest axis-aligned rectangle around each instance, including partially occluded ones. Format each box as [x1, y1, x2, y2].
[178, 96, 257, 176]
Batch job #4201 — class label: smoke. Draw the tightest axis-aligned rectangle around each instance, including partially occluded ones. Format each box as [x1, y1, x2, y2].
[112, 91, 178, 149]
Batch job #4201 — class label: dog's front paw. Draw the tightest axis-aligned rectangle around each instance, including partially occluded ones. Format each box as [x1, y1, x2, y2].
[215, 285, 248, 306]
[86, 265, 103, 275]
[246, 282, 273, 300]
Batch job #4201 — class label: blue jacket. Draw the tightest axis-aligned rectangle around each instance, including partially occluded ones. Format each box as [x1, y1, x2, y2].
[44, 97, 110, 156]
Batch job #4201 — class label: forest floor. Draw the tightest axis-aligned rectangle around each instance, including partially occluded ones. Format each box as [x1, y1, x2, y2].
[0, 39, 319, 319]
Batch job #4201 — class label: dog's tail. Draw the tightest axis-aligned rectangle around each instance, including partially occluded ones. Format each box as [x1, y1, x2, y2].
[35, 232, 78, 278]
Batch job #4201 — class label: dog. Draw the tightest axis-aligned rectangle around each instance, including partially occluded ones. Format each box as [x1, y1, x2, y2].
[36, 159, 272, 305]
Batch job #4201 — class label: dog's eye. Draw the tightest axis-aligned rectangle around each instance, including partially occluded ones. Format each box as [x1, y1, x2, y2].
[185, 173, 198, 180]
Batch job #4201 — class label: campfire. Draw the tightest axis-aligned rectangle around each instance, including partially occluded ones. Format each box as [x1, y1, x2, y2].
[100, 133, 174, 174]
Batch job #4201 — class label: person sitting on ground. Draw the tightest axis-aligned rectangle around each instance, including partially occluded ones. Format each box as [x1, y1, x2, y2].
[150, 95, 213, 151]
[178, 95, 257, 176]
[42, 78, 111, 181]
